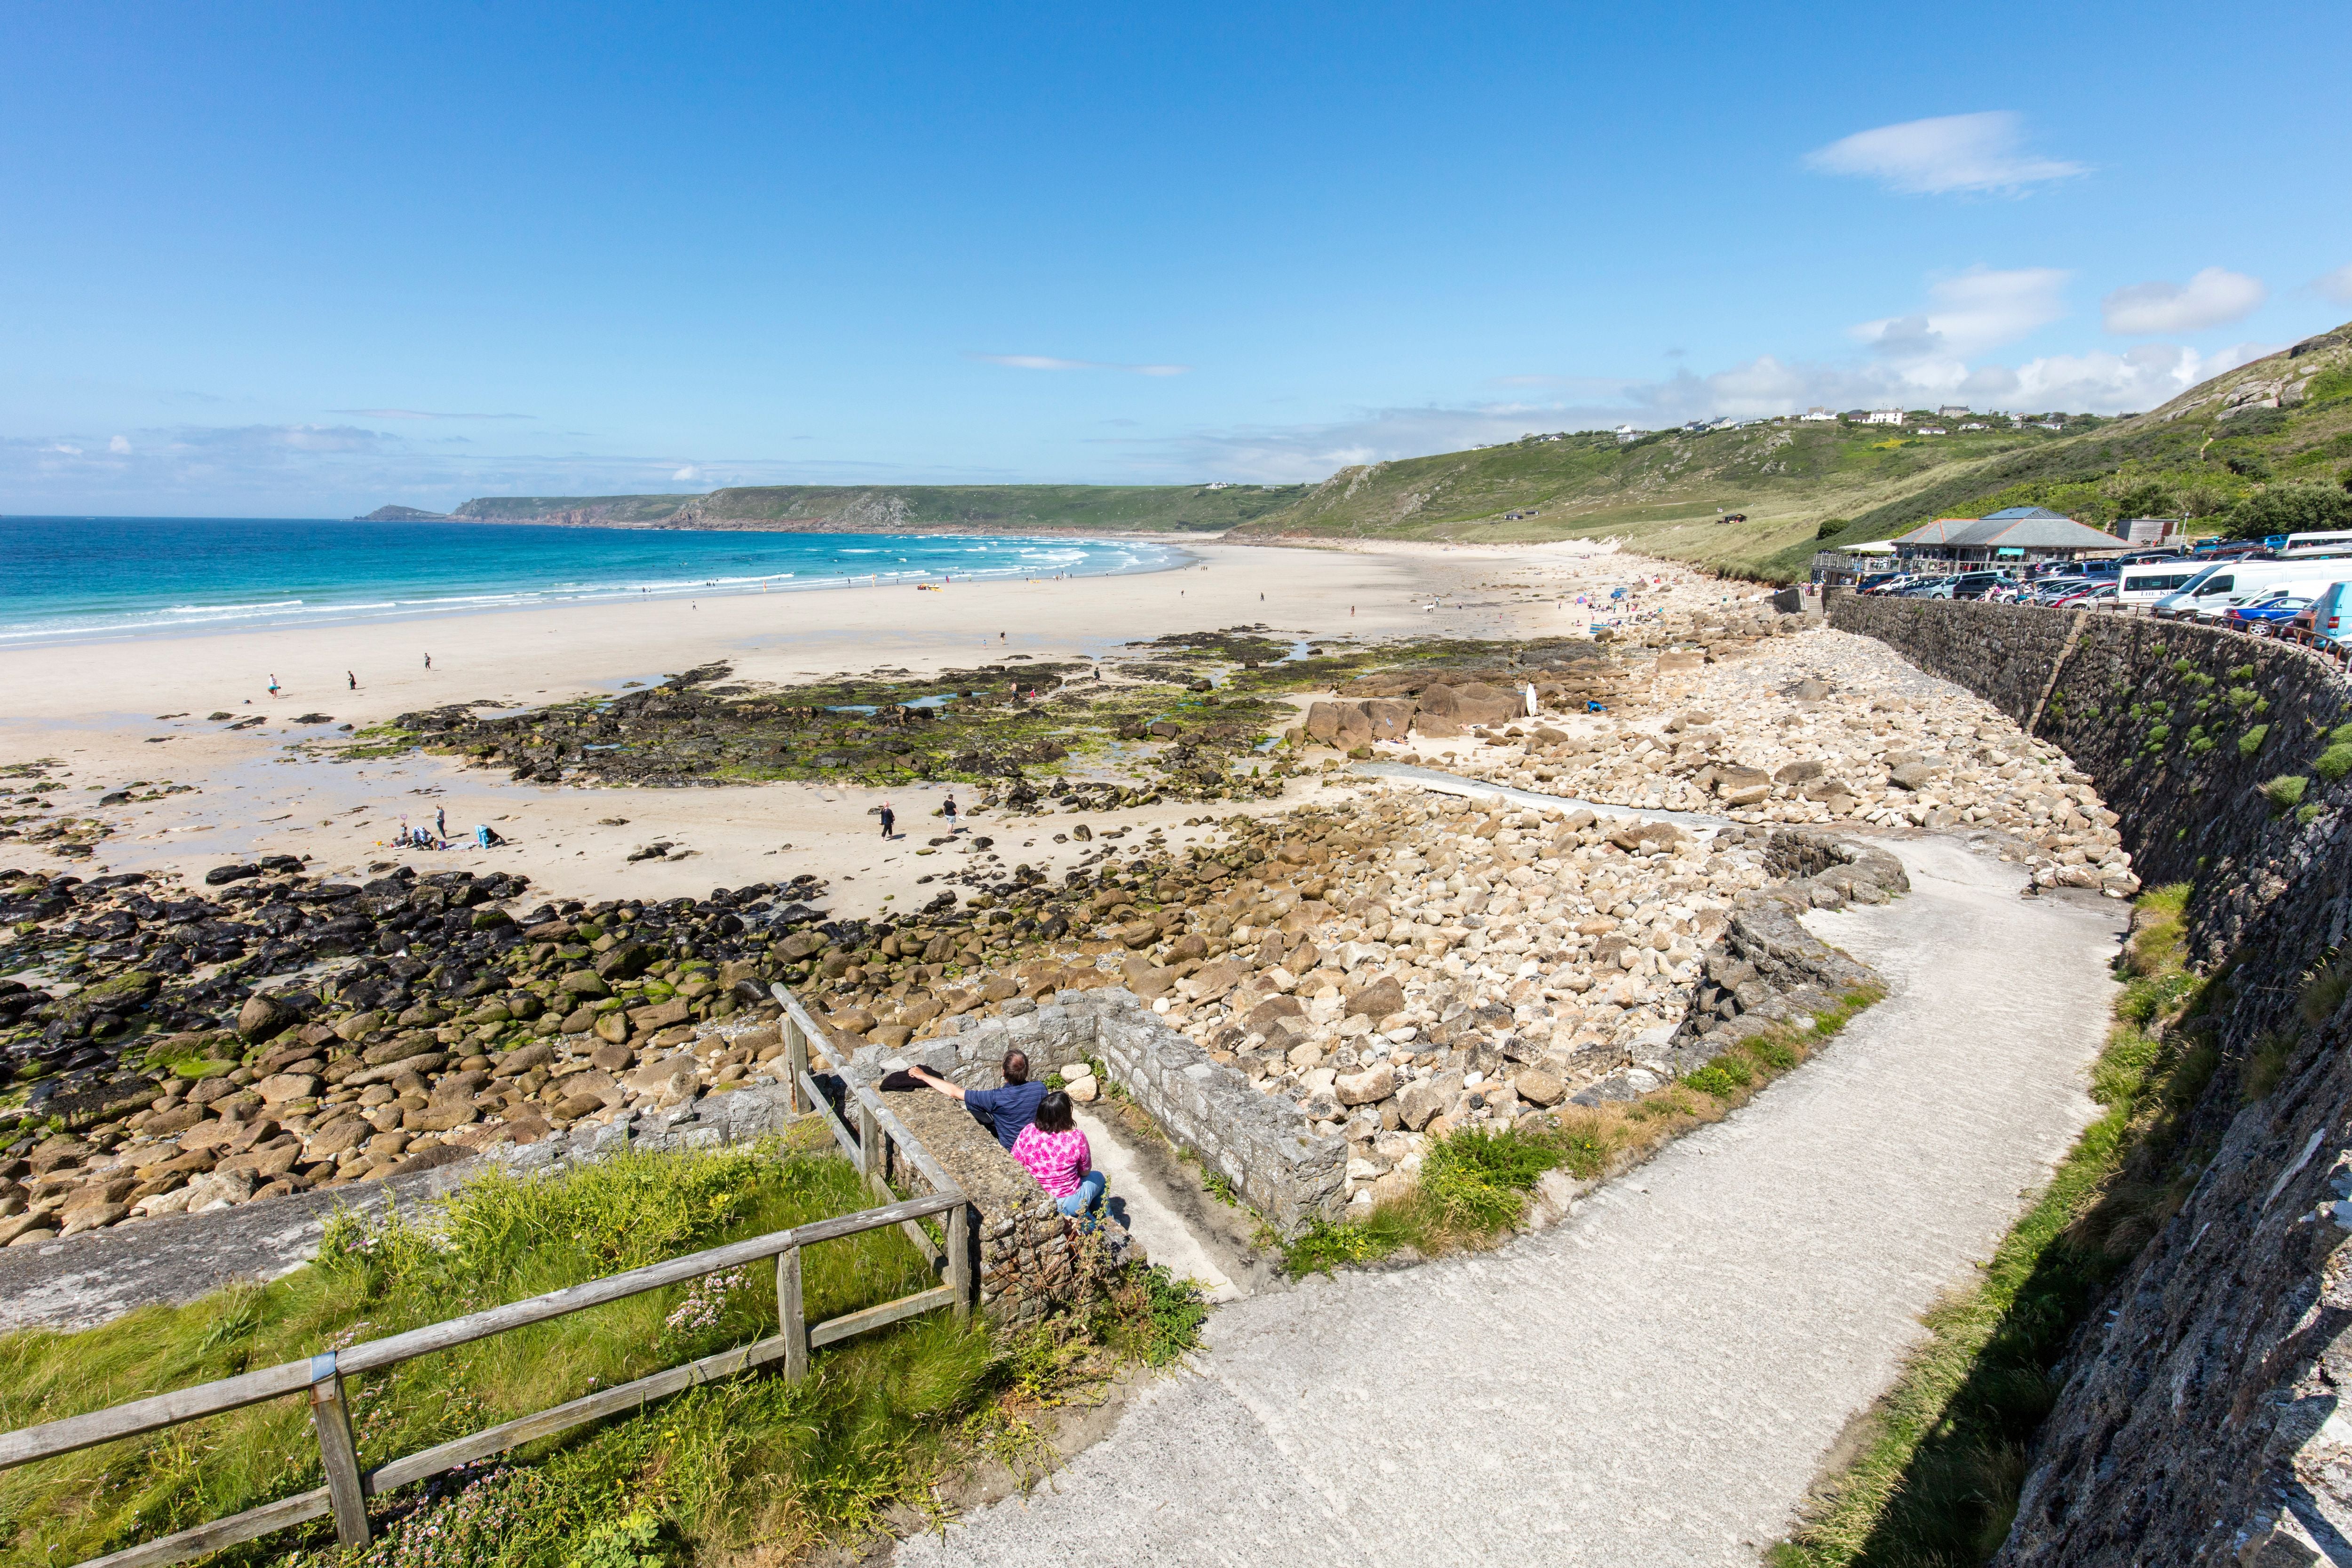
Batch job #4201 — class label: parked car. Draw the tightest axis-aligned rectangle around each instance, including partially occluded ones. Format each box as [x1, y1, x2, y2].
[1948, 571, 2013, 601]
[1902, 580, 1956, 599]
[2052, 583, 2119, 609]
[2227, 597, 2312, 635]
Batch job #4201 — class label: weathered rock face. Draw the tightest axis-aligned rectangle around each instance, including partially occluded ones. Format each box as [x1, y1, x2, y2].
[1830, 596, 2352, 1566]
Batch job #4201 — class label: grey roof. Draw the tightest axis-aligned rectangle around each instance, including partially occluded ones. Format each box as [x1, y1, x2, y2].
[1894, 511, 2122, 551]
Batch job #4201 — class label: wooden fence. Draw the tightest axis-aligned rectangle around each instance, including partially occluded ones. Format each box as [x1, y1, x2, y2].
[0, 985, 970, 1568]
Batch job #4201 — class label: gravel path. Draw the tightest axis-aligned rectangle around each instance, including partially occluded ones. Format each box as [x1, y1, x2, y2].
[895, 836, 2126, 1568]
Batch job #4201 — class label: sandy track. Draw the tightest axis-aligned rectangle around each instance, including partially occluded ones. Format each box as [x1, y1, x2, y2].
[893, 836, 2123, 1567]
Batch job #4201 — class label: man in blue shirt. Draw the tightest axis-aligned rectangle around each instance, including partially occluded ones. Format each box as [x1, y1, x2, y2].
[909, 1051, 1046, 1151]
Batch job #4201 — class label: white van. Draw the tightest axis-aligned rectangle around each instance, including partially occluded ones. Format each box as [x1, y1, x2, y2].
[2150, 561, 2340, 620]
[2116, 564, 2202, 608]
[2284, 531, 2352, 557]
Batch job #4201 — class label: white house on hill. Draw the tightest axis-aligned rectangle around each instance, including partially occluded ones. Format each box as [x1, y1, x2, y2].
[1866, 409, 1905, 426]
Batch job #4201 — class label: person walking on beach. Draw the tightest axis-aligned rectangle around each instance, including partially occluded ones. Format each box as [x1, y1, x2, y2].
[435, 806, 447, 841]
[424, 653, 432, 669]
[942, 794, 958, 832]
[879, 802, 895, 839]
[268, 674, 280, 695]
[346, 671, 356, 691]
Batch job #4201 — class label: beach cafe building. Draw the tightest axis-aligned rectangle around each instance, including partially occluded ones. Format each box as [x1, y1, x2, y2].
[1889, 506, 2127, 570]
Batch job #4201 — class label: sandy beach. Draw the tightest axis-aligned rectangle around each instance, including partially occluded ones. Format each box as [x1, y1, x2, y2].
[2, 538, 1757, 916]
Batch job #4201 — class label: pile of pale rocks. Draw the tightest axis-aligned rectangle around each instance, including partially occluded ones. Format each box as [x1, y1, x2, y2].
[1065, 792, 1781, 1210]
[0, 1011, 795, 1247]
[1448, 628, 2143, 898]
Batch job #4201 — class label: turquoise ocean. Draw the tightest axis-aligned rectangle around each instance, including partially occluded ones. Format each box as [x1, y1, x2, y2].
[0, 517, 1187, 645]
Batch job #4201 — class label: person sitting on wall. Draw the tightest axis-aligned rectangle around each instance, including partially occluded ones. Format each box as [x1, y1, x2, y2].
[1010, 1090, 1106, 1230]
[909, 1050, 1046, 1151]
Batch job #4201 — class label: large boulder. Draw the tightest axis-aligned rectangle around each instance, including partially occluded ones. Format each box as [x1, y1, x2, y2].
[1335, 1063, 1396, 1106]
[235, 994, 296, 1043]
[1346, 975, 1406, 1019]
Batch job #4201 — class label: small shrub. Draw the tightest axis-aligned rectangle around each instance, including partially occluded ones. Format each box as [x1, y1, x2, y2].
[2301, 803, 2325, 825]
[1419, 1126, 1561, 1230]
[2241, 1035, 2296, 1103]
[2262, 774, 2311, 812]
[2240, 724, 2271, 758]
[2228, 663, 2256, 681]
[2320, 743, 2352, 784]
[2331, 722, 2352, 748]
[2301, 956, 2352, 1028]
[569, 1510, 674, 1568]
[2226, 685, 2259, 711]
[1684, 1055, 1756, 1097]
[2170, 657, 2193, 674]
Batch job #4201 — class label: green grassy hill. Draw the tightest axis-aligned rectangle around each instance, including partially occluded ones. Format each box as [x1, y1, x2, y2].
[681, 482, 1304, 533]
[1226, 420, 2097, 573]
[1233, 320, 2352, 581]
[453, 494, 697, 523]
[437, 484, 1303, 533]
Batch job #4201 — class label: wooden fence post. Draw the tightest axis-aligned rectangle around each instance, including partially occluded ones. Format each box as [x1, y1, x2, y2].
[307, 1353, 371, 1548]
[947, 1202, 973, 1324]
[785, 1012, 810, 1114]
[777, 1247, 808, 1384]
[856, 1098, 882, 1185]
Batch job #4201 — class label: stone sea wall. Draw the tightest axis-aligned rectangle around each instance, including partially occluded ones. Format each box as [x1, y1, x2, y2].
[1829, 594, 2352, 1565]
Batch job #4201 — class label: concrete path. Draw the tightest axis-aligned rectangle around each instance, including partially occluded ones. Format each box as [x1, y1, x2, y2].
[1350, 759, 1736, 831]
[1075, 1106, 1246, 1303]
[895, 837, 2126, 1568]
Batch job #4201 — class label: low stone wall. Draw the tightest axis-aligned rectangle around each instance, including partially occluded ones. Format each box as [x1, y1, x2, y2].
[847, 987, 1345, 1236]
[872, 1084, 1106, 1328]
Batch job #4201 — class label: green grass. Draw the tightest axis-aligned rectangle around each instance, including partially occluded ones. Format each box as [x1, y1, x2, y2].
[1771, 884, 2218, 1568]
[0, 1145, 1201, 1567]
[1281, 987, 1883, 1274]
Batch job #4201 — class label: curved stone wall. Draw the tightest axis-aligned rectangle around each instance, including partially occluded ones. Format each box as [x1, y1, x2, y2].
[1829, 595, 2352, 1565]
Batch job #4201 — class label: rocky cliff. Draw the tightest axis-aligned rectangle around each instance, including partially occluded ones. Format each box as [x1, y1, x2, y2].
[1832, 594, 2352, 1564]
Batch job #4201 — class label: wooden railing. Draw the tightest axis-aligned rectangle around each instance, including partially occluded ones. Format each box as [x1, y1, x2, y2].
[0, 985, 969, 1568]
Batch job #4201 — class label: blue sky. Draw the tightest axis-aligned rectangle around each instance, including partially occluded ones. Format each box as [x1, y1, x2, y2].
[4, 1, 2348, 516]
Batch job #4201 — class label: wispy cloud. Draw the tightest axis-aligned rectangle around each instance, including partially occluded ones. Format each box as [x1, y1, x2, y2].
[2102, 268, 2267, 334]
[965, 353, 1190, 376]
[2311, 263, 2352, 306]
[1805, 111, 2088, 196]
[327, 408, 536, 420]
[1851, 266, 2070, 362]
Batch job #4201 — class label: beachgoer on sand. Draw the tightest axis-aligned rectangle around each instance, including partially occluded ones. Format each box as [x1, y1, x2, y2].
[435, 806, 446, 839]
[346, 671, 356, 690]
[943, 794, 958, 830]
[268, 675, 280, 695]
[424, 653, 431, 669]
[879, 802, 895, 838]
[1012, 1092, 1106, 1229]
[910, 1051, 1046, 1150]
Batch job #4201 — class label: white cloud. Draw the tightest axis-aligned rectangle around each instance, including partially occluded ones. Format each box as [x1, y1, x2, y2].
[672, 465, 701, 482]
[1851, 266, 2070, 361]
[967, 353, 1190, 376]
[1804, 111, 2088, 196]
[327, 408, 536, 420]
[2313, 263, 2352, 305]
[2101, 268, 2267, 334]
[108, 435, 131, 454]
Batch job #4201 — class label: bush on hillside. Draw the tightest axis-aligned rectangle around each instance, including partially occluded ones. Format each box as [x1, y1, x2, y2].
[2222, 481, 2352, 541]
